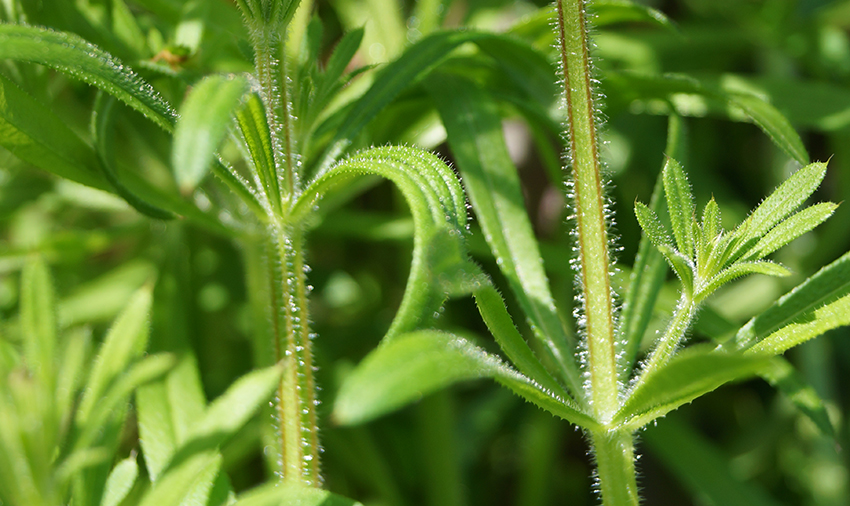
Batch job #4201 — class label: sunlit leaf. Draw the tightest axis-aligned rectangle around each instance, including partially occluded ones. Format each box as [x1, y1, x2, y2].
[697, 261, 790, 303]
[100, 456, 138, 506]
[616, 347, 768, 430]
[662, 157, 695, 258]
[232, 482, 363, 506]
[20, 256, 56, 387]
[746, 294, 850, 356]
[743, 202, 838, 260]
[173, 75, 247, 194]
[634, 201, 673, 251]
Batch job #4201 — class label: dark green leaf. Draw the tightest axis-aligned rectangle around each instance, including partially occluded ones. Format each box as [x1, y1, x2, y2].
[732, 250, 850, 350]
[426, 72, 583, 399]
[0, 24, 177, 131]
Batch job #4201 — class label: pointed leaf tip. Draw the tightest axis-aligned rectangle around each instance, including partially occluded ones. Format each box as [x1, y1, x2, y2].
[663, 157, 696, 259]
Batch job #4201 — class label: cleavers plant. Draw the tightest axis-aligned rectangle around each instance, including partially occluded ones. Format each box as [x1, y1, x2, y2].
[0, 0, 849, 505]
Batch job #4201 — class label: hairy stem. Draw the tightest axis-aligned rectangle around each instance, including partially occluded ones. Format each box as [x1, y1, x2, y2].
[632, 295, 695, 392]
[267, 225, 320, 485]
[591, 429, 639, 506]
[556, 0, 618, 421]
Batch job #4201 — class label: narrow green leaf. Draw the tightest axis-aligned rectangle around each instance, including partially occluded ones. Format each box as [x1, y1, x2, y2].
[100, 456, 139, 506]
[0, 24, 177, 131]
[92, 93, 175, 219]
[0, 73, 106, 189]
[643, 417, 785, 506]
[743, 202, 838, 260]
[702, 198, 721, 240]
[426, 72, 583, 399]
[315, 27, 364, 104]
[746, 294, 850, 356]
[232, 482, 364, 506]
[662, 157, 695, 258]
[235, 92, 280, 214]
[727, 92, 808, 165]
[592, 0, 677, 31]
[732, 250, 850, 350]
[732, 162, 828, 257]
[55, 328, 91, 430]
[173, 75, 247, 194]
[75, 353, 176, 450]
[472, 280, 568, 398]
[634, 201, 673, 251]
[161, 364, 283, 474]
[77, 285, 153, 425]
[138, 451, 221, 506]
[603, 72, 809, 164]
[20, 256, 56, 386]
[137, 354, 208, 482]
[759, 357, 835, 438]
[697, 261, 790, 303]
[616, 348, 768, 430]
[333, 331, 598, 430]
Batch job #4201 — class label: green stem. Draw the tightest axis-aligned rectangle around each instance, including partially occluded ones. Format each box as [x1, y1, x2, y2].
[632, 295, 695, 391]
[267, 224, 320, 485]
[556, 0, 618, 421]
[591, 429, 639, 506]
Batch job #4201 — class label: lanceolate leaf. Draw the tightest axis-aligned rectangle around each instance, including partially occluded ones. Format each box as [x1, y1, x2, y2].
[743, 202, 838, 260]
[662, 158, 695, 258]
[0, 24, 177, 131]
[732, 250, 850, 350]
[138, 451, 221, 506]
[697, 261, 790, 303]
[232, 482, 364, 506]
[77, 285, 153, 425]
[616, 348, 768, 430]
[173, 75, 248, 194]
[21, 256, 56, 388]
[731, 162, 827, 258]
[0, 72, 106, 190]
[235, 92, 281, 214]
[333, 331, 598, 430]
[100, 455, 139, 506]
[426, 72, 583, 399]
[746, 294, 850, 356]
[634, 201, 673, 251]
[160, 364, 283, 473]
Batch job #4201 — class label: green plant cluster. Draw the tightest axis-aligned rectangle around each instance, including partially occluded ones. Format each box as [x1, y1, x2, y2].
[0, 0, 849, 505]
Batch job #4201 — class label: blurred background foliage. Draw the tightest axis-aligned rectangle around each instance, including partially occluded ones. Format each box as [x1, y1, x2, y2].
[1, 0, 849, 504]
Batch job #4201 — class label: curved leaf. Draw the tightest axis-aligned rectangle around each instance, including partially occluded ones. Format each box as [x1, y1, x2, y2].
[294, 145, 470, 340]
[426, 72, 583, 399]
[0, 24, 177, 131]
[333, 331, 598, 430]
[233, 482, 363, 506]
[746, 294, 850, 356]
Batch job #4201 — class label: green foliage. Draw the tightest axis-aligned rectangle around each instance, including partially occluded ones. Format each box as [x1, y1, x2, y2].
[0, 0, 848, 504]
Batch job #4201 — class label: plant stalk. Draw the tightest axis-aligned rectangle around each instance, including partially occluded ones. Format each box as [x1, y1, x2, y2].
[632, 295, 695, 391]
[556, 0, 618, 422]
[267, 225, 320, 486]
[590, 429, 639, 506]
[249, 14, 319, 486]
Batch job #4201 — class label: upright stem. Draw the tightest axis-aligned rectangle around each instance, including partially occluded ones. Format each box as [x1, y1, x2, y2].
[556, 0, 618, 422]
[557, 2, 638, 505]
[250, 15, 318, 486]
[267, 224, 320, 485]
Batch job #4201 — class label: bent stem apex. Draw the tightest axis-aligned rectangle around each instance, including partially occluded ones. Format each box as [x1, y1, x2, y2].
[556, 0, 637, 504]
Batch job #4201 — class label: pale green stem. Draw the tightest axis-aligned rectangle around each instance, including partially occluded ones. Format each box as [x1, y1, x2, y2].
[590, 429, 639, 506]
[632, 295, 695, 392]
[267, 224, 320, 485]
[250, 17, 318, 486]
[556, 0, 618, 422]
